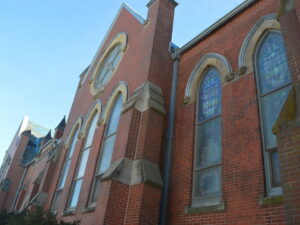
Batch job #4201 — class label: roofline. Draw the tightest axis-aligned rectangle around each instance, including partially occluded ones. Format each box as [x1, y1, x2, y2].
[82, 3, 146, 85]
[179, 0, 257, 54]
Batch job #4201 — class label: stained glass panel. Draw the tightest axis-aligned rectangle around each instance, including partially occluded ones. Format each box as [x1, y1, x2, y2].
[257, 32, 291, 95]
[77, 149, 90, 178]
[270, 151, 281, 186]
[83, 113, 99, 149]
[58, 159, 71, 190]
[196, 117, 221, 168]
[195, 167, 221, 197]
[67, 128, 78, 159]
[69, 179, 82, 209]
[106, 95, 123, 136]
[198, 68, 222, 122]
[97, 135, 116, 174]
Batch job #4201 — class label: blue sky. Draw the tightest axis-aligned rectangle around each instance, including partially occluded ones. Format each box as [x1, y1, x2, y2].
[0, 0, 245, 163]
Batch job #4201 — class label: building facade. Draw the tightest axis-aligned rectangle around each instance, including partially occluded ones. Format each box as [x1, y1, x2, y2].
[0, 116, 50, 211]
[1, 0, 300, 224]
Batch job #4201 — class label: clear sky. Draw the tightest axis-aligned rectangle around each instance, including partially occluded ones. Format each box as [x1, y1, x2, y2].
[0, 0, 245, 163]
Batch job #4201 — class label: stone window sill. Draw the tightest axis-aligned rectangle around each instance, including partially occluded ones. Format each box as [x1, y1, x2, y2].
[83, 204, 96, 213]
[62, 209, 75, 216]
[259, 194, 283, 206]
[185, 200, 226, 215]
[50, 210, 57, 216]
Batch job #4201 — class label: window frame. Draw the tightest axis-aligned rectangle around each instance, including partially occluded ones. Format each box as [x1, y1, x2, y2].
[192, 67, 223, 207]
[254, 29, 291, 196]
[88, 94, 123, 206]
[66, 112, 99, 211]
[94, 43, 123, 90]
[51, 126, 79, 212]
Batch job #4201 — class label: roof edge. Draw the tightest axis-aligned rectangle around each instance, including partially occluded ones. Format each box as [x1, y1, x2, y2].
[82, 3, 146, 85]
[179, 0, 257, 54]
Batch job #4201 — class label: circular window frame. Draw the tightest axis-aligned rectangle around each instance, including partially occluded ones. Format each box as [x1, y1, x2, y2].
[90, 32, 128, 96]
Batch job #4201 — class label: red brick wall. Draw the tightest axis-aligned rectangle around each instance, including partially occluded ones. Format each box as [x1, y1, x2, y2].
[168, 0, 288, 224]
[0, 134, 29, 211]
[43, 1, 175, 224]
[276, 124, 300, 224]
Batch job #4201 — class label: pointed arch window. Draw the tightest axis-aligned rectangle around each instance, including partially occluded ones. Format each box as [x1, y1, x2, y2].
[193, 67, 222, 206]
[255, 31, 291, 195]
[67, 112, 99, 210]
[52, 127, 79, 211]
[89, 94, 123, 204]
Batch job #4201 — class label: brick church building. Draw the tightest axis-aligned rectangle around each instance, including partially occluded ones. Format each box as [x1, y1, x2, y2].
[1, 0, 300, 224]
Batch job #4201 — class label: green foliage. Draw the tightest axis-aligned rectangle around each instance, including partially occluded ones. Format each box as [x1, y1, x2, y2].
[0, 208, 78, 225]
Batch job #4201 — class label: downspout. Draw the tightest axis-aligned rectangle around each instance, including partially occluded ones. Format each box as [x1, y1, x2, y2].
[158, 47, 180, 225]
[11, 166, 28, 211]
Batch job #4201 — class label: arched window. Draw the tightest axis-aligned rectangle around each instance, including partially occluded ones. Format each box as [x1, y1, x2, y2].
[255, 31, 291, 195]
[67, 113, 99, 209]
[52, 127, 79, 211]
[89, 94, 123, 204]
[193, 67, 222, 206]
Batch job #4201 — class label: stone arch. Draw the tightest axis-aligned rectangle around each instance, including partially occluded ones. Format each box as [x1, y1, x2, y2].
[184, 53, 232, 104]
[81, 100, 102, 138]
[65, 116, 83, 149]
[101, 81, 129, 124]
[238, 14, 280, 74]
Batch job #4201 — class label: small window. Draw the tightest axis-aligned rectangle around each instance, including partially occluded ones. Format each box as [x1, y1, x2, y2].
[89, 94, 123, 204]
[255, 31, 291, 195]
[67, 113, 99, 210]
[51, 127, 79, 211]
[193, 67, 222, 206]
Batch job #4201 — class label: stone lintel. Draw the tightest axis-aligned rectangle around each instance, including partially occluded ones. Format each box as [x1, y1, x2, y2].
[123, 81, 166, 115]
[101, 157, 163, 189]
[273, 83, 300, 134]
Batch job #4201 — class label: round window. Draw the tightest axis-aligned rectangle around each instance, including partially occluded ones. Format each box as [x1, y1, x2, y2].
[94, 43, 123, 90]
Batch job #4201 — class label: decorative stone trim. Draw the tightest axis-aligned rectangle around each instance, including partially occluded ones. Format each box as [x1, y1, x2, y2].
[225, 66, 247, 82]
[81, 100, 102, 138]
[273, 84, 300, 134]
[89, 32, 128, 97]
[122, 81, 166, 115]
[65, 116, 83, 149]
[238, 14, 280, 75]
[131, 159, 163, 188]
[259, 194, 284, 206]
[101, 158, 133, 185]
[184, 53, 232, 104]
[185, 200, 226, 214]
[101, 157, 163, 189]
[101, 81, 129, 125]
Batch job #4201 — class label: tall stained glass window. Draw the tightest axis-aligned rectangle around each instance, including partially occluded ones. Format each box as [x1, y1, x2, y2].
[89, 94, 123, 204]
[256, 31, 291, 195]
[67, 113, 99, 209]
[52, 127, 79, 211]
[194, 67, 222, 205]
